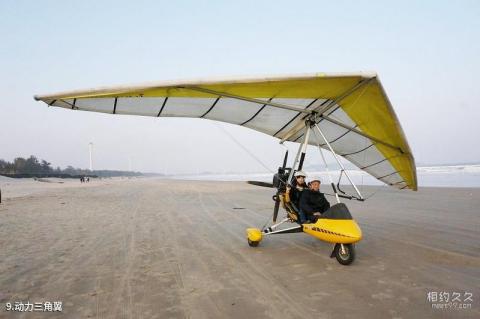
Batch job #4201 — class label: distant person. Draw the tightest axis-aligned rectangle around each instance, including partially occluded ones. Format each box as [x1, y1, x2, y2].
[299, 179, 330, 223]
[286, 171, 308, 223]
[86, 177, 90, 183]
[80, 176, 84, 183]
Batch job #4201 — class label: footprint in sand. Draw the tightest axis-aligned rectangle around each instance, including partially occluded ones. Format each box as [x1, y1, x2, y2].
[370, 263, 385, 271]
[309, 291, 331, 301]
[371, 291, 394, 300]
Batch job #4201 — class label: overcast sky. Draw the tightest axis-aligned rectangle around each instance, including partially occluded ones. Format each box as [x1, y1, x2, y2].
[1, 0, 479, 174]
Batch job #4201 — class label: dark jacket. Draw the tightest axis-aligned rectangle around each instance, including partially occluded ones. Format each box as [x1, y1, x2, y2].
[299, 189, 330, 216]
[289, 180, 306, 207]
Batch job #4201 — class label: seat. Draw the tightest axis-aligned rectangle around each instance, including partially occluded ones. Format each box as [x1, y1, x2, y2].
[280, 193, 301, 223]
[318, 203, 353, 220]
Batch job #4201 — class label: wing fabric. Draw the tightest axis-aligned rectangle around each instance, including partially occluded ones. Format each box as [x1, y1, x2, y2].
[34, 73, 417, 190]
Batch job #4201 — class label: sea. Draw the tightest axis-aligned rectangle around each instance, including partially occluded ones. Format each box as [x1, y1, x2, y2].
[171, 164, 480, 188]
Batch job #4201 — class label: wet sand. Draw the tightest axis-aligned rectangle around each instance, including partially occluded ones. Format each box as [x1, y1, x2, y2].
[0, 178, 479, 318]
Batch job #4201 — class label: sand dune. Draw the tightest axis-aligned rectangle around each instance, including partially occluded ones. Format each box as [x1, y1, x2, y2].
[0, 179, 478, 318]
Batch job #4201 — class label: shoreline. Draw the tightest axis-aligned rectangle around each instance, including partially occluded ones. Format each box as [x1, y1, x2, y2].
[1, 175, 480, 201]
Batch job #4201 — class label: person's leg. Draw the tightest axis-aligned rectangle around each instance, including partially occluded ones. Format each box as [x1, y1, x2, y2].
[305, 212, 315, 223]
[312, 212, 322, 223]
[298, 209, 307, 223]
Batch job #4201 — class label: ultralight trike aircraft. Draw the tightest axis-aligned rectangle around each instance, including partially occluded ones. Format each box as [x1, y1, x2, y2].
[34, 72, 417, 266]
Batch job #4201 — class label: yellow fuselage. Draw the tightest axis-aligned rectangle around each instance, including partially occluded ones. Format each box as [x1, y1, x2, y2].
[302, 219, 362, 244]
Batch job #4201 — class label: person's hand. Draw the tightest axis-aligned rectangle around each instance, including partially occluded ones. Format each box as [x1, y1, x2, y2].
[313, 212, 321, 216]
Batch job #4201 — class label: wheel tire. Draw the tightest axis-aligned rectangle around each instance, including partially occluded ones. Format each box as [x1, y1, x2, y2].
[334, 243, 355, 265]
[248, 239, 259, 247]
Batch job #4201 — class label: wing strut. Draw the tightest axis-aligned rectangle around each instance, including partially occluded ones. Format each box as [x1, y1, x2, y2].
[174, 84, 404, 155]
[312, 132, 341, 204]
[279, 77, 375, 143]
[179, 86, 311, 114]
[319, 115, 403, 153]
[285, 122, 311, 186]
[313, 124, 364, 201]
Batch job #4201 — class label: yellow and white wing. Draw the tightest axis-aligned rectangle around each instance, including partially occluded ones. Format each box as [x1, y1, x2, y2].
[34, 72, 417, 190]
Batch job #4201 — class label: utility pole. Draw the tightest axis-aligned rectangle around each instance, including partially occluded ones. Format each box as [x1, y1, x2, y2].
[89, 142, 93, 171]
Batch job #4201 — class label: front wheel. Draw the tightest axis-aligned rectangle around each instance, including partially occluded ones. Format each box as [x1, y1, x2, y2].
[248, 239, 259, 247]
[333, 243, 355, 265]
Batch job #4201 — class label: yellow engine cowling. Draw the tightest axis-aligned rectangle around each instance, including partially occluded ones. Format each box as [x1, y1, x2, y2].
[302, 219, 362, 244]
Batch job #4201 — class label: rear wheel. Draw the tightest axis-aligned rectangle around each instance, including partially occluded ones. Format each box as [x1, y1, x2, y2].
[248, 238, 259, 247]
[334, 243, 355, 265]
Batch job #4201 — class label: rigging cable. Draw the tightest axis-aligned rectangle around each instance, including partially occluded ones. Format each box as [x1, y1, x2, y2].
[214, 122, 275, 174]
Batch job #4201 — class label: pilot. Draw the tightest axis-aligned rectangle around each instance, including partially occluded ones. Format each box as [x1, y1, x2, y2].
[287, 171, 308, 223]
[299, 179, 330, 223]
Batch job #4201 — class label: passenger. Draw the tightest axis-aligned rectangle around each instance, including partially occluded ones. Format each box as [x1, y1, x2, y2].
[299, 179, 330, 223]
[288, 171, 307, 206]
[286, 171, 308, 223]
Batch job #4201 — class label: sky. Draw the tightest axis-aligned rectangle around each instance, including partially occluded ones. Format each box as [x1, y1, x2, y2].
[1, 0, 479, 174]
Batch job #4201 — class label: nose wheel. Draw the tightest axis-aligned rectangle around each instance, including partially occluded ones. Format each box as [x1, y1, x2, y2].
[247, 238, 259, 247]
[331, 243, 355, 265]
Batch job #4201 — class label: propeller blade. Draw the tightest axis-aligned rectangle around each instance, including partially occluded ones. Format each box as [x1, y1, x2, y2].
[282, 149, 288, 170]
[246, 181, 274, 188]
[273, 194, 280, 222]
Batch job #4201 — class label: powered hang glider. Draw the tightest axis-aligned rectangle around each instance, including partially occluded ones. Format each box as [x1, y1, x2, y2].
[35, 72, 417, 265]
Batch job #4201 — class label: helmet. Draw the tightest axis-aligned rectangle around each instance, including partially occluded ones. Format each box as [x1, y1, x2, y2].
[294, 171, 307, 178]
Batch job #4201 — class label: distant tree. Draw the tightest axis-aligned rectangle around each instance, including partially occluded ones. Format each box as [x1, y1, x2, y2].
[64, 166, 76, 175]
[0, 160, 14, 173]
[25, 155, 41, 173]
[40, 160, 52, 174]
[1, 156, 144, 177]
[14, 157, 27, 173]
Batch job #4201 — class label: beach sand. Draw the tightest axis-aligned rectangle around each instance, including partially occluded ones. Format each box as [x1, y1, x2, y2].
[0, 178, 478, 318]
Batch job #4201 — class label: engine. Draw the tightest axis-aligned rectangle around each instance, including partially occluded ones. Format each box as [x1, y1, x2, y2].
[272, 167, 292, 192]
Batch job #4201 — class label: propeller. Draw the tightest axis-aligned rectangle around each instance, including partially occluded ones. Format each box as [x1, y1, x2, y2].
[245, 148, 290, 223]
[246, 181, 274, 188]
[272, 193, 281, 223]
[247, 180, 283, 223]
[272, 149, 289, 222]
